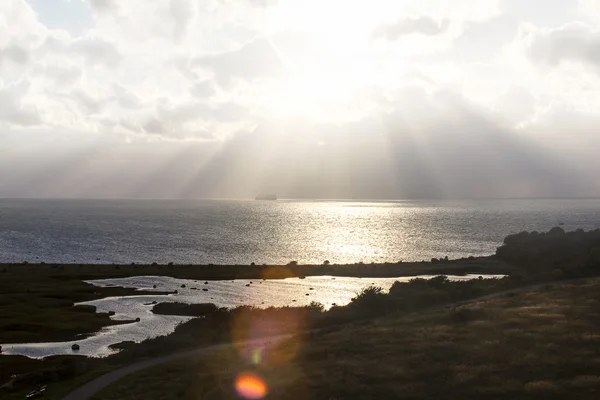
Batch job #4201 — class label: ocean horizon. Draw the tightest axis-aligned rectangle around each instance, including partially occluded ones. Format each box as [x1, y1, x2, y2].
[1, 198, 599, 265]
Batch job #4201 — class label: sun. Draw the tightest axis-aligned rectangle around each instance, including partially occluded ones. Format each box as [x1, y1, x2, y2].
[262, 0, 389, 118]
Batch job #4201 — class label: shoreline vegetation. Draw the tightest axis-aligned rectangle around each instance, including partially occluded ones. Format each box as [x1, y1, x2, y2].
[0, 256, 510, 345]
[2, 227, 600, 398]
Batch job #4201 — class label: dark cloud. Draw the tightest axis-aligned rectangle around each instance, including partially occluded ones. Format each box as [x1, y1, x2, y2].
[193, 37, 287, 85]
[372, 17, 450, 40]
[526, 22, 600, 71]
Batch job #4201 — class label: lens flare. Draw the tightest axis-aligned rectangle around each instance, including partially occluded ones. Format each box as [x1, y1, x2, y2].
[251, 347, 263, 365]
[235, 372, 268, 399]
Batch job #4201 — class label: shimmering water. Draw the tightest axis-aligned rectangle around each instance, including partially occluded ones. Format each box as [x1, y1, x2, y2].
[1, 274, 503, 358]
[1, 199, 599, 264]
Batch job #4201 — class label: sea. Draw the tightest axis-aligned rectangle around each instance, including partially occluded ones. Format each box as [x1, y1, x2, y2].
[1, 198, 599, 265]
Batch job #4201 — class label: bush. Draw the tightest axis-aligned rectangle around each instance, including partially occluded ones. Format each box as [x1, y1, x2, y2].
[349, 286, 391, 314]
[308, 301, 325, 313]
[496, 228, 600, 275]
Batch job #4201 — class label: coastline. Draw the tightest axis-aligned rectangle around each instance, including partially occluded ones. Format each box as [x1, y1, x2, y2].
[0, 255, 512, 280]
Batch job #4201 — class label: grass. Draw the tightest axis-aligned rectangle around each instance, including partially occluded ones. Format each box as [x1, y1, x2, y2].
[92, 279, 600, 399]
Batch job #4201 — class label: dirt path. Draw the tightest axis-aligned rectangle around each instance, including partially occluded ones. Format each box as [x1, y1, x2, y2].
[62, 279, 586, 400]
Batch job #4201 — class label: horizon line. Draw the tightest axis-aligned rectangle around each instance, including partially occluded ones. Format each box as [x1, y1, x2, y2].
[1, 196, 600, 201]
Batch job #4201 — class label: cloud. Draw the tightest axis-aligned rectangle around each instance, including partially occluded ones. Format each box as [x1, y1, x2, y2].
[246, 0, 278, 6]
[142, 88, 597, 199]
[372, 17, 450, 40]
[44, 64, 83, 86]
[0, 80, 42, 127]
[112, 84, 144, 109]
[70, 35, 121, 67]
[217, 0, 278, 8]
[578, 0, 600, 22]
[2, 86, 598, 199]
[193, 37, 287, 85]
[0, 43, 30, 65]
[493, 86, 536, 125]
[1, 0, 600, 199]
[138, 100, 248, 138]
[88, 0, 118, 14]
[68, 89, 106, 114]
[524, 22, 600, 71]
[189, 80, 216, 98]
[168, 0, 196, 41]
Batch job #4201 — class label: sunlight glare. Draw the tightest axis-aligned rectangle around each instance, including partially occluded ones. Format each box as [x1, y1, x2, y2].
[265, 0, 395, 118]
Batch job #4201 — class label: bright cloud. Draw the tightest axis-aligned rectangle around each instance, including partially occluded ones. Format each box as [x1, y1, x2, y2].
[0, 0, 599, 198]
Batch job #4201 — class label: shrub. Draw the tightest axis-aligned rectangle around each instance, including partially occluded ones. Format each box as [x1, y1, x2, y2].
[349, 286, 391, 315]
[308, 301, 325, 313]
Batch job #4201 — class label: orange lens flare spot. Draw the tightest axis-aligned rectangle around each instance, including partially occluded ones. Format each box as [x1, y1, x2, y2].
[235, 372, 268, 399]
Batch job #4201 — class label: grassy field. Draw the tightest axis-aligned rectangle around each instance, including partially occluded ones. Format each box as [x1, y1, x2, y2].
[93, 279, 600, 399]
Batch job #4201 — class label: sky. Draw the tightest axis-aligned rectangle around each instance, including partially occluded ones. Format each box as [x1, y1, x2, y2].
[1, 0, 600, 199]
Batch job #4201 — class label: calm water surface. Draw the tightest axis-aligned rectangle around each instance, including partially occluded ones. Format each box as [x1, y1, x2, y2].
[1, 199, 599, 264]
